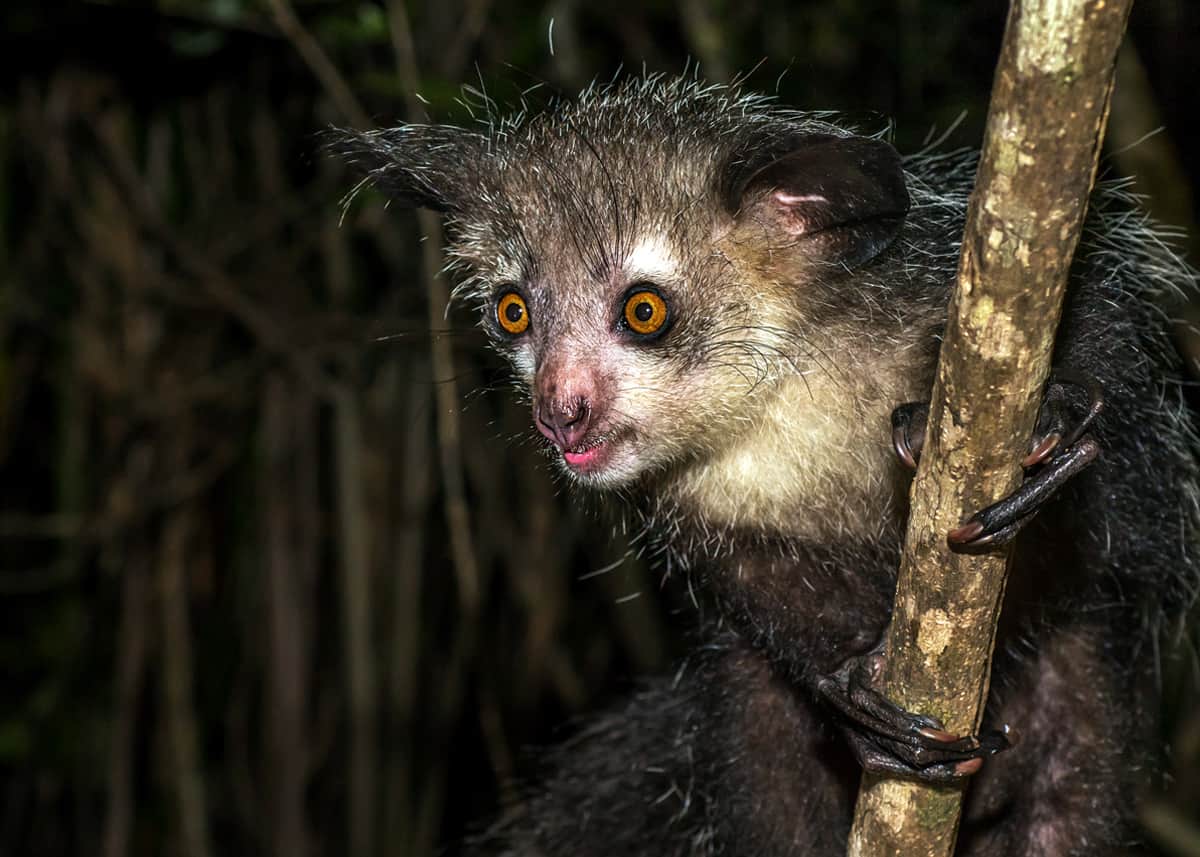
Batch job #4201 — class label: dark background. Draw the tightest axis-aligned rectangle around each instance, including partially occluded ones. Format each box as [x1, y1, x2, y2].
[2, 2, 1199, 856]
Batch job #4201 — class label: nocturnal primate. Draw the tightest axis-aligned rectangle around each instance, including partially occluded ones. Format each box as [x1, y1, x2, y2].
[336, 77, 1200, 855]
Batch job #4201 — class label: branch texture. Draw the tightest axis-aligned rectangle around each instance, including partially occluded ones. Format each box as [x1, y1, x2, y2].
[846, 1, 1134, 854]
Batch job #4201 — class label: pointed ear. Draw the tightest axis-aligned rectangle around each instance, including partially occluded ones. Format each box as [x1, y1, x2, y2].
[722, 133, 910, 268]
[328, 124, 489, 214]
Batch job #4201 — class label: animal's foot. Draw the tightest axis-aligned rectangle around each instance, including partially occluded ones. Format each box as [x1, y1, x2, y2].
[816, 648, 1011, 783]
[891, 372, 1103, 553]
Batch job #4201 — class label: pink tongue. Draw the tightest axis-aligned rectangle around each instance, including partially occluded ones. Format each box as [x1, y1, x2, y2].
[564, 446, 601, 466]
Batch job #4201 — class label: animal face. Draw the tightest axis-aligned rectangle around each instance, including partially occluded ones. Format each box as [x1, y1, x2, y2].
[468, 226, 800, 489]
[335, 78, 912, 493]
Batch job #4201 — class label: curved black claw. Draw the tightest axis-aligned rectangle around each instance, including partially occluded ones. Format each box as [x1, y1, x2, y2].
[816, 649, 1011, 783]
[891, 374, 1102, 472]
[948, 373, 1103, 553]
[948, 437, 1101, 553]
[891, 402, 928, 471]
[891, 374, 1104, 553]
[1020, 370, 1104, 468]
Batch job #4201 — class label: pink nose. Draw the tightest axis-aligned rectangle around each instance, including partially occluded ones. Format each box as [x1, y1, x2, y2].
[536, 396, 591, 450]
[534, 358, 605, 451]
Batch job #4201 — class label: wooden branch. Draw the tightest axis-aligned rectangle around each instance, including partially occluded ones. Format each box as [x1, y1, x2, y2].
[846, 1, 1132, 855]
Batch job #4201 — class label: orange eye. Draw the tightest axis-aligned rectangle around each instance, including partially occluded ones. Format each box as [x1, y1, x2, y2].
[497, 292, 529, 335]
[623, 289, 669, 336]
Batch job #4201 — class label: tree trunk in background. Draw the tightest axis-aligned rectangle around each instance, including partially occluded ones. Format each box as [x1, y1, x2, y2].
[159, 437, 214, 857]
[102, 554, 149, 857]
[326, 214, 379, 857]
[263, 374, 316, 857]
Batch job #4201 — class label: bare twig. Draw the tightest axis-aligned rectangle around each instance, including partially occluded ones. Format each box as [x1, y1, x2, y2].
[1140, 801, 1200, 857]
[440, 0, 495, 79]
[88, 119, 339, 399]
[264, 0, 373, 130]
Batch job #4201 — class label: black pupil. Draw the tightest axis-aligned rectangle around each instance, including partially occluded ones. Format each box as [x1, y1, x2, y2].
[504, 301, 523, 323]
[634, 301, 654, 323]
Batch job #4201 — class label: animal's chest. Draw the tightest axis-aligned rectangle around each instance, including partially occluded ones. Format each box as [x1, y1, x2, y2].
[677, 533, 901, 675]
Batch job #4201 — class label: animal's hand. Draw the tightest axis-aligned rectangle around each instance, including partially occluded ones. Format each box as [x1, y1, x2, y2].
[891, 372, 1103, 553]
[816, 647, 1011, 783]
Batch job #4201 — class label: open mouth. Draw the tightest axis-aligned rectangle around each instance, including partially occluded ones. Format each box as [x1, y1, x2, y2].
[559, 431, 623, 474]
[563, 443, 605, 468]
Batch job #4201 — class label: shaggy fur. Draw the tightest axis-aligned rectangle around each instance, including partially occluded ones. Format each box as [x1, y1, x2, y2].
[335, 75, 1200, 856]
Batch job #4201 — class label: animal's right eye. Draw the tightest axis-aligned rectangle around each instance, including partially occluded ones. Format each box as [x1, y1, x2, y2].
[496, 291, 530, 335]
[622, 286, 669, 338]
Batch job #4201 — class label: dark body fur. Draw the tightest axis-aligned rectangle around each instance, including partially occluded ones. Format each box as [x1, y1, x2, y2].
[336, 77, 1199, 856]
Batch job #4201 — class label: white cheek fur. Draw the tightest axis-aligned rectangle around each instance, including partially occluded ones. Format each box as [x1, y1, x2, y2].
[658, 353, 917, 544]
[509, 347, 536, 383]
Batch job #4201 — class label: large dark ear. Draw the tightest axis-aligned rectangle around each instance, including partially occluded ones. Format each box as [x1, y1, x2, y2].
[721, 133, 910, 267]
[328, 124, 489, 214]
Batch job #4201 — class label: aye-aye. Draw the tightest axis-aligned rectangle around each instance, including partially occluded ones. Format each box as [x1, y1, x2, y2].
[336, 77, 1200, 856]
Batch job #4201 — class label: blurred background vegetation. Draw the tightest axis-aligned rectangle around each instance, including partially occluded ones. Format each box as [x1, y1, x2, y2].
[2, 1, 1199, 856]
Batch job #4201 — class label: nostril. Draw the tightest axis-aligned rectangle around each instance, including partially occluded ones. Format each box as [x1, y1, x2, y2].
[562, 399, 589, 427]
[535, 397, 592, 449]
[535, 405, 559, 437]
